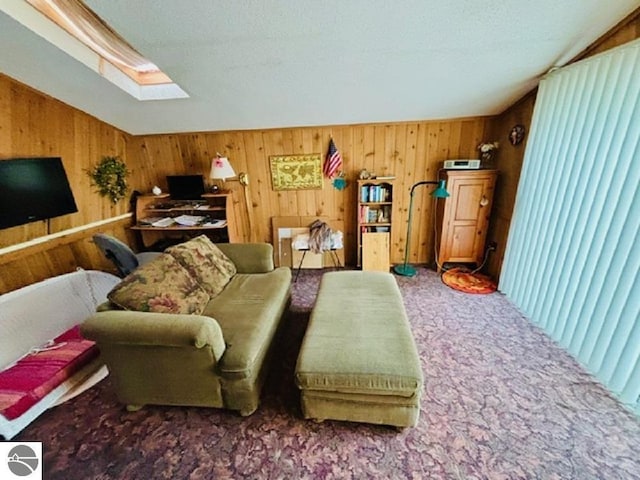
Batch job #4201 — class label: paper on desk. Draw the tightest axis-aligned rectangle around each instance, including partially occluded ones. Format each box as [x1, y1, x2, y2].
[202, 219, 227, 227]
[151, 217, 175, 227]
[139, 216, 165, 225]
[174, 215, 205, 226]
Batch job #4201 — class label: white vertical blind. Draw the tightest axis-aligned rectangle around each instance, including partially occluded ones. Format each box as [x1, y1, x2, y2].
[500, 38, 640, 414]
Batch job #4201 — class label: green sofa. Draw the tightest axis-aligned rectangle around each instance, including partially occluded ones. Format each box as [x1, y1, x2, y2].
[81, 242, 292, 416]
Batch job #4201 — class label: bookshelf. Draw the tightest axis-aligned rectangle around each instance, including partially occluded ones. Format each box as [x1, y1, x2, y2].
[357, 178, 394, 271]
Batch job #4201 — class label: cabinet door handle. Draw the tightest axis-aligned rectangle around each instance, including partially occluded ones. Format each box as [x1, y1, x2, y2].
[480, 195, 489, 207]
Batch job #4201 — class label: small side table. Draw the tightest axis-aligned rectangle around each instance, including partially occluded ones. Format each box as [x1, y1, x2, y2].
[294, 249, 342, 282]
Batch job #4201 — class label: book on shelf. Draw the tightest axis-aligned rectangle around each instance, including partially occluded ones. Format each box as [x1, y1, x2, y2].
[361, 184, 392, 203]
[360, 186, 369, 203]
[359, 205, 385, 224]
[359, 205, 368, 223]
[361, 185, 389, 203]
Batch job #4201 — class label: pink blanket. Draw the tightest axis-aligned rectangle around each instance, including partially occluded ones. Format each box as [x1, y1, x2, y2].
[0, 326, 98, 420]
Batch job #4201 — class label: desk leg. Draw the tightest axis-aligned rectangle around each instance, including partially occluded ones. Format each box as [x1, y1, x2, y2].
[331, 250, 342, 269]
[295, 250, 307, 282]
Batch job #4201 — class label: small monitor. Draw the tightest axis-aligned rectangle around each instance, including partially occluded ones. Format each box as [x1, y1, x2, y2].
[166, 175, 205, 200]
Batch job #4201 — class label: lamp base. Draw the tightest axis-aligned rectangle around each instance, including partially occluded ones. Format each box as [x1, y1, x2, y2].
[393, 263, 417, 277]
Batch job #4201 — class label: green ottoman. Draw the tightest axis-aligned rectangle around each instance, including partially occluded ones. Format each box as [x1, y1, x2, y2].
[295, 271, 423, 427]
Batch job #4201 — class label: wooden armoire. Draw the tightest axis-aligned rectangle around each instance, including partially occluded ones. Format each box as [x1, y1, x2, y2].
[436, 169, 498, 269]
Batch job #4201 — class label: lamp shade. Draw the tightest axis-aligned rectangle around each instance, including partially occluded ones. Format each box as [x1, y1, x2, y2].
[210, 156, 236, 180]
[432, 179, 450, 198]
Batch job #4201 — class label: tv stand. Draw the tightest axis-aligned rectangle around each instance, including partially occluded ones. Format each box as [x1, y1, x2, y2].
[132, 193, 235, 248]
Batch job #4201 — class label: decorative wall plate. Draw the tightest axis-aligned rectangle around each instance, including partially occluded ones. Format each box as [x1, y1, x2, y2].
[509, 124, 525, 145]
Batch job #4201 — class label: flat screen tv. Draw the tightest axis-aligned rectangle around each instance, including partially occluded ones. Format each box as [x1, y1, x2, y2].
[167, 175, 205, 200]
[0, 157, 78, 230]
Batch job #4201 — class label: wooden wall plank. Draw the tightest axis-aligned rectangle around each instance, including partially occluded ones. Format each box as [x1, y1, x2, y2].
[409, 124, 429, 266]
[0, 77, 11, 155]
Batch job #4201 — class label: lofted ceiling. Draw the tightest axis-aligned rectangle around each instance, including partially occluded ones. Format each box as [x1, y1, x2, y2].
[0, 0, 638, 135]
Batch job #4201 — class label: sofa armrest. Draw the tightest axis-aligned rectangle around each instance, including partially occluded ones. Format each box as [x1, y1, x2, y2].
[216, 243, 275, 273]
[81, 311, 226, 362]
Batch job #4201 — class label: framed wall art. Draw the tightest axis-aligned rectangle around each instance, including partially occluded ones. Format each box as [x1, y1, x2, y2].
[270, 154, 323, 191]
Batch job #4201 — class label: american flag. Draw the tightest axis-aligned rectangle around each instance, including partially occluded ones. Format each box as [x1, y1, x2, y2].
[323, 138, 343, 178]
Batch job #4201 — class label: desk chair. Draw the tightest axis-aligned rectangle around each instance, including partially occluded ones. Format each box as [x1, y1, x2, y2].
[93, 233, 161, 277]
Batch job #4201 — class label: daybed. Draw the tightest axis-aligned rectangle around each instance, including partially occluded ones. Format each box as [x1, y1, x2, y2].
[82, 237, 292, 416]
[0, 269, 120, 439]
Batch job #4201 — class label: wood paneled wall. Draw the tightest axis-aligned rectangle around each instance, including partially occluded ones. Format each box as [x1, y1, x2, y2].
[0, 74, 135, 249]
[0, 74, 140, 292]
[484, 95, 536, 281]
[128, 119, 490, 267]
[0, 217, 133, 293]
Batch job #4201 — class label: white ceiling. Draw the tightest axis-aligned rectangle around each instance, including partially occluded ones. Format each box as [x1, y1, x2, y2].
[0, 0, 638, 135]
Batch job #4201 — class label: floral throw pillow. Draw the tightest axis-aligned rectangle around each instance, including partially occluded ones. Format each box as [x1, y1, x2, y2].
[166, 235, 237, 297]
[107, 253, 210, 314]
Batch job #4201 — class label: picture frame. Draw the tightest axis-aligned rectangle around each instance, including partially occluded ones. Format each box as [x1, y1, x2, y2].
[270, 154, 323, 191]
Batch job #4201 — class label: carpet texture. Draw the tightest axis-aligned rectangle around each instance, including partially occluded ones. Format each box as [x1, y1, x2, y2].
[15, 269, 640, 479]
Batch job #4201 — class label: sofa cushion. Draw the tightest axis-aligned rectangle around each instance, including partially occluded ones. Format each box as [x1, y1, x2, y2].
[107, 253, 210, 314]
[295, 272, 423, 397]
[0, 326, 98, 420]
[166, 235, 237, 297]
[203, 268, 292, 380]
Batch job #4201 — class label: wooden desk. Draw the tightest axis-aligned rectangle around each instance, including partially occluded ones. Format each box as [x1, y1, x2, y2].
[133, 193, 234, 248]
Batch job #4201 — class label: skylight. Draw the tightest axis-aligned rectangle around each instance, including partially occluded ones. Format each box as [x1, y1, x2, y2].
[6, 0, 188, 101]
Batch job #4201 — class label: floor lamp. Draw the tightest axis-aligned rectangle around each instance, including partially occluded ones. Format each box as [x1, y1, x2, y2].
[393, 180, 450, 277]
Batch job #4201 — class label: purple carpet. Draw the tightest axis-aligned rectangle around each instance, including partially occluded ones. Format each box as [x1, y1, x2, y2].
[16, 269, 640, 479]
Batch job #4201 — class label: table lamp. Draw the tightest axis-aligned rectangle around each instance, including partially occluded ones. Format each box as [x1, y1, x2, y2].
[209, 155, 236, 192]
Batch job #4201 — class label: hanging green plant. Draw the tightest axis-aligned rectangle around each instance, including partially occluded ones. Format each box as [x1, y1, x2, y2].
[87, 156, 129, 203]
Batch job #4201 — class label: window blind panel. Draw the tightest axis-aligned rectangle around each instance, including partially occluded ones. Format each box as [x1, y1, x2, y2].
[528, 73, 585, 332]
[577, 102, 640, 366]
[563, 54, 638, 353]
[500, 38, 640, 414]
[535, 69, 601, 335]
[500, 80, 564, 314]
